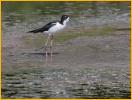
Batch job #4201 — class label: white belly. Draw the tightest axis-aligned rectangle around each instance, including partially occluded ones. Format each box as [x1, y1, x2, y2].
[48, 22, 65, 33]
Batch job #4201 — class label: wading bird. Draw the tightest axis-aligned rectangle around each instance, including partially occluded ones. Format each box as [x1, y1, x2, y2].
[27, 15, 70, 62]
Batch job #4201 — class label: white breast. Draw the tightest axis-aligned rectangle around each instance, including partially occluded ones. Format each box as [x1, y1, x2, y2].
[48, 22, 65, 33]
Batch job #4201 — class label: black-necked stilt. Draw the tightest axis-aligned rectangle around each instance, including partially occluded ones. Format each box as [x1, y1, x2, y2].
[27, 15, 70, 62]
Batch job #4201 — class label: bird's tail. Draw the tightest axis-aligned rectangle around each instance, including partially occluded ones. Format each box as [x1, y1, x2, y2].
[27, 28, 43, 33]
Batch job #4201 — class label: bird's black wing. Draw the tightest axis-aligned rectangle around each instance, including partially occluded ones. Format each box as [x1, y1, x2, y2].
[27, 21, 57, 33]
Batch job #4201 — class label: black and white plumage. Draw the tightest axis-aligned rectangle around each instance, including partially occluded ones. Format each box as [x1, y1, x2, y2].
[27, 15, 70, 63]
[28, 15, 70, 35]
[27, 22, 57, 33]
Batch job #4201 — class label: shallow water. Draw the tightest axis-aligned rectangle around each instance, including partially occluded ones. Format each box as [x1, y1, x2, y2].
[2, 68, 130, 98]
[2, 2, 131, 98]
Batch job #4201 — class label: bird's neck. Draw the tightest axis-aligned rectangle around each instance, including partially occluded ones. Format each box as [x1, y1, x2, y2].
[60, 20, 67, 25]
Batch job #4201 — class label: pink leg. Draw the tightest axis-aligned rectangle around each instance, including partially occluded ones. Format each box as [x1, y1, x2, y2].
[45, 35, 50, 63]
[50, 35, 53, 62]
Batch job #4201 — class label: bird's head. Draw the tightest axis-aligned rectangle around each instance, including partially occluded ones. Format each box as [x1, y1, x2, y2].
[61, 15, 70, 25]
